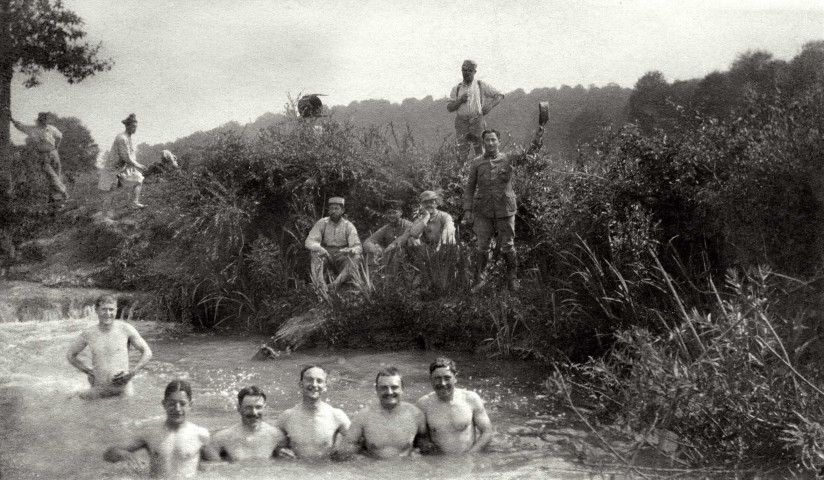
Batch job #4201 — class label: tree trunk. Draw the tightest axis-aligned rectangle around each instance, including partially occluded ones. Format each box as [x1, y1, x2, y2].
[0, 0, 12, 172]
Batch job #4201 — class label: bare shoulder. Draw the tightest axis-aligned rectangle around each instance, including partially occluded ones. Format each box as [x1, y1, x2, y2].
[461, 389, 485, 407]
[212, 424, 237, 444]
[115, 320, 139, 335]
[276, 405, 298, 427]
[416, 392, 435, 410]
[191, 423, 211, 443]
[331, 405, 350, 424]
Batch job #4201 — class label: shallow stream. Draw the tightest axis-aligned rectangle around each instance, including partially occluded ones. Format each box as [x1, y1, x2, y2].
[0, 317, 655, 479]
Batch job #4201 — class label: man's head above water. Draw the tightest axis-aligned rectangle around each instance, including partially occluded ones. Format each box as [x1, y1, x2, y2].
[375, 366, 404, 410]
[237, 385, 267, 428]
[299, 365, 328, 403]
[429, 357, 458, 401]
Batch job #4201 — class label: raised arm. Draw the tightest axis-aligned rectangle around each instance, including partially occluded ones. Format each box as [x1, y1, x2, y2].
[440, 214, 456, 246]
[467, 392, 493, 454]
[10, 120, 36, 136]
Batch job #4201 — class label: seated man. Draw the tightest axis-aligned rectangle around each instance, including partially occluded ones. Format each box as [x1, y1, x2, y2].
[275, 365, 351, 459]
[144, 149, 180, 180]
[386, 191, 455, 252]
[339, 367, 428, 459]
[104, 380, 211, 478]
[206, 385, 285, 461]
[362, 204, 411, 264]
[66, 294, 152, 398]
[416, 357, 493, 455]
[304, 197, 363, 289]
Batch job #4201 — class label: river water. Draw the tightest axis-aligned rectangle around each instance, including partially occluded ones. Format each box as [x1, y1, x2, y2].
[0, 317, 646, 479]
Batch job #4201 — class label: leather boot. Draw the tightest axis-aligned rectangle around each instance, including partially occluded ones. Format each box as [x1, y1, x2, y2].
[470, 251, 489, 294]
[503, 251, 520, 292]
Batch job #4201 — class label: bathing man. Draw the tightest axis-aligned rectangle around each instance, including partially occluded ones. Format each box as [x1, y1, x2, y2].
[66, 294, 152, 398]
[416, 357, 493, 454]
[105, 380, 211, 478]
[275, 365, 351, 459]
[340, 367, 427, 459]
[206, 385, 285, 461]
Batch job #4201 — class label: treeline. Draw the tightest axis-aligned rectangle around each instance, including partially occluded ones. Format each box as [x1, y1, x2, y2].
[136, 84, 632, 166]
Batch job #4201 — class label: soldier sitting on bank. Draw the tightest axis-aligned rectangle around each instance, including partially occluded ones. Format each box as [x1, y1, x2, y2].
[363, 203, 412, 264]
[304, 197, 363, 290]
[386, 191, 455, 253]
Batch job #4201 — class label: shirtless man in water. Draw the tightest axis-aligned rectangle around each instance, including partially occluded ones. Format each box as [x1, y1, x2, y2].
[104, 380, 211, 478]
[340, 367, 428, 459]
[416, 357, 494, 454]
[275, 365, 350, 459]
[205, 385, 285, 461]
[66, 294, 152, 398]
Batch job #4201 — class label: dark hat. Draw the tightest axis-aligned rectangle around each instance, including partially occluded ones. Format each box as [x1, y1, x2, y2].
[328, 197, 345, 206]
[298, 94, 325, 118]
[122, 113, 138, 125]
[419, 191, 439, 203]
[538, 102, 549, 126]
[384, 200, 404, 213]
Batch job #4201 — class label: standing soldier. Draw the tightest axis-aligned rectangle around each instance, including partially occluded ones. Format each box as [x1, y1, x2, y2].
[305, 197, 363, 289]
[463, 126, 545, 292]
[446, 60, 504, 158]
[106, 114, 147, 209]
[10, 112, 68, 205]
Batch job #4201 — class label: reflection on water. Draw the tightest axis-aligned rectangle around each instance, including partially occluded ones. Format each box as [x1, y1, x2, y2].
[0, 318, 617, 479]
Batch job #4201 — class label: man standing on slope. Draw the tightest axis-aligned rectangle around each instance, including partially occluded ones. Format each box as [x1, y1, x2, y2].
[446, 60, 504, 158]
[10, 111, 68, 205]
[106, 113, 147, 209]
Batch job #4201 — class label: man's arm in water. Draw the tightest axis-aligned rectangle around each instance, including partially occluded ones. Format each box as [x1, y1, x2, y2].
[66, 334, 93, 383]
[114, 323, 153, 386]
[336, 412, 364, 459]
[201, 430, 224, 462]
[273, 410, 296, 458]
[412, 402, 437, 454]
[332, 408, 352, 448]
[104, 436, 148, 464]
[467, 391, 494, 454]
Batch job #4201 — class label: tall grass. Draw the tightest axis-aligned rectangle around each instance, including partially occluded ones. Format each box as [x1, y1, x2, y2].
[552, 257, 824, 472]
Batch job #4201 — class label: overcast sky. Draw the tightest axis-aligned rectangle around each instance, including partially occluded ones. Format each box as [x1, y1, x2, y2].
[10, 0, 824, 148]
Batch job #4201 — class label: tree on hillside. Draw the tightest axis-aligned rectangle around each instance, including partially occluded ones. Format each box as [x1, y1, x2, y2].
[627, 71, 674, 133]
[0, 0, 112, 168]
[51, 114, 98, 181]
